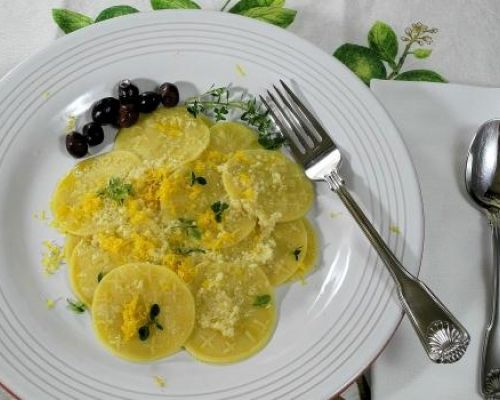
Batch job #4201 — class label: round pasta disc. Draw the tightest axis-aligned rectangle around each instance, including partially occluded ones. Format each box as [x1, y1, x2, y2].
[114, 107, 210, 169]
[63, 234, 82, 263]
[222, 150, 314, 222]
[185, 262, 275, 363]
[289, 218, 318, 281]
[218, 219, 308, 285]
[92, 263, 195, 362]
[161, 163, 255, 249]
[208, 122, 260, 154]
[50, 151, 141, 235]
[69, 240, 123, 306]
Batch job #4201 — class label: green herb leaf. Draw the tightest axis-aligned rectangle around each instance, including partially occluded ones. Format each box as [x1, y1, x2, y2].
[98, 177, 134, 204]
[155, 321, 164, 330]
[258, 135, 286, 150]
[191, 172, 207, 186]
[66, 298, 87, 313]
[151, 0, 201, 9]
[368, 21, 398, 66]
[333, 44, 387, 86]
[174, 247, 206, 255]
[394, 69, 447, 83]
[138, 325, 150, 341]
[229, 0, 284, 14]
[97, 271, 104, 283]
[240, 7, 297, 28]
[52, 9, 94, 34]
[176, 218, 202, 240]
[253, 294, 271, 307]
[95, 6, 139, 22]
[150, 304, 161, 320]
[412, 48, 432, 59]
[211, 201, 230, 223]
[293, 247, 302, 261]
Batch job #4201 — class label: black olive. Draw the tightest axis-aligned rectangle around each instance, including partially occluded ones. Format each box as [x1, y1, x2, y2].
[159, 82, 180, 108]
[138, 92, 161, 113]
[82, 122, 104, 146]
[117, 104, 139, 128]
[138, 325, 150, 341]
[118, 79, 139, 105]
[149, 304, 160, 319]
[91, 97, 120, 125]
[65, 132, 88, 158]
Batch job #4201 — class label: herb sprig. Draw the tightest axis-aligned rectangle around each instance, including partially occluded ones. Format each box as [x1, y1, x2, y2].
[185, 86, 285, 150]
[191, 172, 207, 186]
[174, 247, 206, 255]
[211, 201, 229, 223]
[253, 294, 271, 307]
[98, 177, 134, 204]
[293, 247, 302, 261]
[66, 298, 87, 313]
[138, 304, 164, 341]
[174, 218, 202, 240]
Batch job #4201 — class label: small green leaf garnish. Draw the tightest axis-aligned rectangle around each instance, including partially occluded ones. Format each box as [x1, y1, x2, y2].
[52, 9, 94, 34]
[191, 172, 207, 186]
[97, 271, 104, 283]
[293, 247, 302, 261]
[150, 304, 160, 319]
[174, 247, 206, 255]
[95, 5, 140, 22]
[98, 177, 134, 204]
[185, 86, 283, 150]
[253, 294, 271, 307]
[139, 304, 164, 340]
[211, 201, 230, 223]
[138, 325, 150, 341]
[66, 298, 87, 313]
[155, 321, 164, 330]
[175, 218, 202, 240]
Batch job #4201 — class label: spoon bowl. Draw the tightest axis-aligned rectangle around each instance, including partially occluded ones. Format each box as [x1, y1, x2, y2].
[466, 119, 500, 211]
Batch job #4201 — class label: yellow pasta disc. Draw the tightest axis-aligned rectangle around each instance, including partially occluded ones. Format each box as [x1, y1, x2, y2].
[114, 107, 210, 169]
[92, 263, 195, 362]
[185, 262, 275, 363]
[222, 150, 314, 222]
[63, 234, 82, 263]
[160, 163, 255, 249]
[51, 151, 141, 235]
[208, 122, 260, 154]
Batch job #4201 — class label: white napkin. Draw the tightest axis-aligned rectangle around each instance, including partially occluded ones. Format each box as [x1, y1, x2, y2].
[370, 79, 500, 399]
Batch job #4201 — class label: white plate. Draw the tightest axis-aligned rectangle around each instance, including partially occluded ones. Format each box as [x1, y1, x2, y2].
[0, 10, 423, 400]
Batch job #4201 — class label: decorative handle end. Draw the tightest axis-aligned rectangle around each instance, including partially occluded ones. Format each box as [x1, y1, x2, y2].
[426, 320, 470, 363]
[484, 369, 500, 398]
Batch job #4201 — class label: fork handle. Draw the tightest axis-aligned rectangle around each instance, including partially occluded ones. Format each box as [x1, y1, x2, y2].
[325, 170, 470, 363]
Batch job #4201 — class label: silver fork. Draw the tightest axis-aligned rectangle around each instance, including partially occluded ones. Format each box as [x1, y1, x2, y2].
[261, 80, 470, 364]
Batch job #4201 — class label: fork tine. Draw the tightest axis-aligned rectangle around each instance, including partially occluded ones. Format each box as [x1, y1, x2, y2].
[266, 90, 311, 152]
[259, 95, 306, 162]
[279, 80, 334, 147]
[272, 85, 320, 147]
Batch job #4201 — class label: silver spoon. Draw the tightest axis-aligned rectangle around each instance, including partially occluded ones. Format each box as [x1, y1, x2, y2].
[466, 119, 500, 398]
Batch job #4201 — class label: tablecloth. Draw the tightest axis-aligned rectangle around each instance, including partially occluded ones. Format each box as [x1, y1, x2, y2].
[1, 0, 500, 399]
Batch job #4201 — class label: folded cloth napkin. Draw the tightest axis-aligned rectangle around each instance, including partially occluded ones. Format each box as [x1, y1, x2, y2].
[370, 79, 500, 400]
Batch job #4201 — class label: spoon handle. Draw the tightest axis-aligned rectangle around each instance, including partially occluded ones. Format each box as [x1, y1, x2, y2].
[482, 215, 500, 397]
[330, 180, 470, 363]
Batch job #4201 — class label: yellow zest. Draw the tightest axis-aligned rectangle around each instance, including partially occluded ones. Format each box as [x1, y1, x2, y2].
[41, 241, 64, 275]
[121, 295, 145, 343]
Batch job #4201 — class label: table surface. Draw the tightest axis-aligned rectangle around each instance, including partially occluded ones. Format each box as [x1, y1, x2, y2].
[1, 0, 500, 399]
